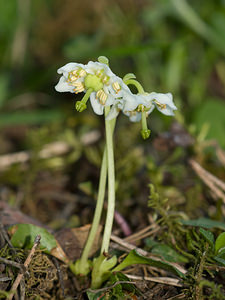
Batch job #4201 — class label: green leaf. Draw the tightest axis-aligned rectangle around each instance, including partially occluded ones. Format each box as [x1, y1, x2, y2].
[215, 232, 225, 254]
[213, 256, 225, 267]
[112, 249, 185, 278]
[181, 218, 225, 230]
[151, 244, 188, 263]
[9, 224, 57, 253]
[199, 228, 215, 249]
[87, 290, 105, 300]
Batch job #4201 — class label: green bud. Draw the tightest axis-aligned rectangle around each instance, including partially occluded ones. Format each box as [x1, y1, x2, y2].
[98, 56, 109, 65]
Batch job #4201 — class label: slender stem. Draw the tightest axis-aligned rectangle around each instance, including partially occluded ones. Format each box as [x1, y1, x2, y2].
[101, 106, 116, 253]
[123, 79, 145, 94]
[79, 149, 107, 267]
[141, 111, 148, 130]
[79, 116, 116, 266]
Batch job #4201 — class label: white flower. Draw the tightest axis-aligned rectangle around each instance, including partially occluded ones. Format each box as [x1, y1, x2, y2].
[121, 92, 177, 122]
[106, 87, 139, 120]
[55, 61, 131, 115]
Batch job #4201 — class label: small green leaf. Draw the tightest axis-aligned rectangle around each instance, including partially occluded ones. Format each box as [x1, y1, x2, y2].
[215, 249, 225, 259]
[112, 249, 185, 278]
[151, 244, 188, 263]
[215, 232, 225, 254]
[199, 228, 214, 249]
[181, 218, 225, 230]
[9, 224, 57, 252]
[87, 290, 105, 300]
[213, 256, 225, 267]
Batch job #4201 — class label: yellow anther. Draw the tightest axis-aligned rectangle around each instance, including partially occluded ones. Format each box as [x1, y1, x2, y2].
[102, 75, 110, 85]
[78, 69, 87, 77]
[72, 70, 78, 76]
[137, 104, 145, 112]
[154, 100, 166, 110]
[96, 89, 108, 105]
[112, 82, 121, 94]
[73, 82, 85, 94]
[96, 69, 105, 78]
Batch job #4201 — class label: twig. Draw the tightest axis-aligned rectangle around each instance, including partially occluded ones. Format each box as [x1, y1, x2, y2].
[110, 234, 187, 275]
[125, 274, 183, 287]
[216, 146, 225, 167]
[8, 235, 41, 300]
[0, 257, 24, 271]
[189, 159, 225, 203]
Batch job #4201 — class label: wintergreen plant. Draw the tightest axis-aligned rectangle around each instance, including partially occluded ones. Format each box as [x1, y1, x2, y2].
[55, 56, 177, 288]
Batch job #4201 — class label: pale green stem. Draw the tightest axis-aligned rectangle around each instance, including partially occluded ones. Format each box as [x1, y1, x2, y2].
[123, 79, 145, 94]
[101, 107, 116, 253]
[78, 149, 107, 268]
[79, 115, 116, 266]
[141, 111, 148, 130]
[82, 88, 93, 104]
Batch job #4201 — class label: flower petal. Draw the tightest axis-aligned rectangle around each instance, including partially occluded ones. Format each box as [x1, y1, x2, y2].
[106, 104, 120, 120]
[90, 93, 104, 115]
[55, 76, 75, 93]
[148, 92, 177, 116]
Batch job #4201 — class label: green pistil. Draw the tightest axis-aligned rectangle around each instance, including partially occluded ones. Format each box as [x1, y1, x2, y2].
[75, 88, 93, 112]
[141, 111, 151, 140]
[123, 79, 145, 94]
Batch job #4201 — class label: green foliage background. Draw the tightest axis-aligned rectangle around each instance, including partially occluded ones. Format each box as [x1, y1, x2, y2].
[0, 0, 224, 146]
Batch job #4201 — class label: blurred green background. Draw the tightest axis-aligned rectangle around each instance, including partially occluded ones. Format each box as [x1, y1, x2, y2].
[0, 0, 225, 148]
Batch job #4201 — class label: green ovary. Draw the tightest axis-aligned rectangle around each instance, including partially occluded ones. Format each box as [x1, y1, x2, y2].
[84, 74, 103, 92]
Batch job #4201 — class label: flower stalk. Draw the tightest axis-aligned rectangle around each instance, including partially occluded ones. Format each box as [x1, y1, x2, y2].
[101, 106, 116, 254]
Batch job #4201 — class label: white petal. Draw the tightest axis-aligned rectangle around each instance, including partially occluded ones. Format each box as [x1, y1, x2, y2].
[55, 76, 74, 93]
[57, 63, 84, 76]
[106, 105, 120, 120]
[90, 93, 104, 115]
[122, 90, 139, 112]
[123, 111, 142, 122]
[148, 92, 177, 116]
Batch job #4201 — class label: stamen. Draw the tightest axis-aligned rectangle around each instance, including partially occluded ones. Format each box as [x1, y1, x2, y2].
[112, 82, 121, 94]
[73, 82, 85, 94]
[78, 69, 87, 77]
[154, 100, 166, 110]
[102, 75, 110, 85]
[96, 69, 105, 78]
[68, 71, 78, 82]
[96, 89, 108, 105]
[137, 104, 145, 112]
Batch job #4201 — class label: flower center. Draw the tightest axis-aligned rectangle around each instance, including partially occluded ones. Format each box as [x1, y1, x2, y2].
[84, 74, 104, 92]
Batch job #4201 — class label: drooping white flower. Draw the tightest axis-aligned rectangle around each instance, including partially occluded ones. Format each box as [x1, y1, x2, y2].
[122, 92, 177, 122]
[55, 61, 132, 115]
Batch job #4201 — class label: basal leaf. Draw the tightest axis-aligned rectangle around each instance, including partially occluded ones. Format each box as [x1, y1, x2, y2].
[112, 249, 185, 278]
[151, 244, 188, 263]
[9, 224, 68, 262]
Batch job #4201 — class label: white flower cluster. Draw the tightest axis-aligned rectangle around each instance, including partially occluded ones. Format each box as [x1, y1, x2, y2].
[55, 60, 177, 122]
